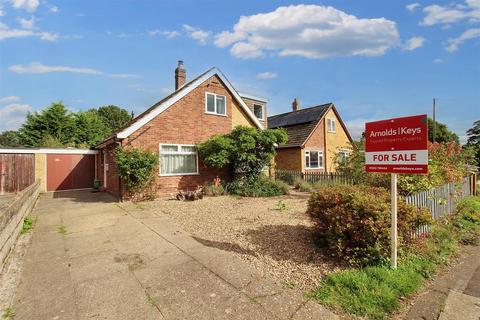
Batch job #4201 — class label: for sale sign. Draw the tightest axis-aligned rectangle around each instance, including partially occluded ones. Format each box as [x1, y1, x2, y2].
[365, 114, 428, 174]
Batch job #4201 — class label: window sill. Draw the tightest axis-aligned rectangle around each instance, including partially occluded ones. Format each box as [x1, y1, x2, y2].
[205, 112, 228, 117]
[328, 131, 336, 133]
[305, 167, 324, 170]
[159, 173, 200, 177]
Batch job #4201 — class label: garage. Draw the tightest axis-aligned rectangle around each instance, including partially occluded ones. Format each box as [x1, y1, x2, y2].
[0, 148, 98, 193]
[46, 153, 96, 191]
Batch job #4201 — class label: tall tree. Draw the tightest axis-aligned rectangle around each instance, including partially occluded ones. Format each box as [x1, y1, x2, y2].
[73, 110, 110, 147]
[96, 105, 132, 134]
[428, 118, 459, 144]
[19, 102, 75, 147]
[0, 130, 22, 147]
[466, 120, 480, 165]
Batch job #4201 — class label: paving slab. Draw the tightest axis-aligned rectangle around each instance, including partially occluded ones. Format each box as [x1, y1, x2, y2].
[438, 290, 480, 320]
[8, 191, 338, 320]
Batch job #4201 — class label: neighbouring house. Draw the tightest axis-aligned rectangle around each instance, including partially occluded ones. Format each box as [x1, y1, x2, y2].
[95, 61, 267, 198]
[268, 99, 353, 173]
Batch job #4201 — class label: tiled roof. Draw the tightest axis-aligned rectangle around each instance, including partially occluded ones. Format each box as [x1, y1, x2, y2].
[268, 104, 332, 148]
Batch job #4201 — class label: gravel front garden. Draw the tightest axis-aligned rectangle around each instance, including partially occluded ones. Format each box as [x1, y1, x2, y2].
[144, 193, 344, 290]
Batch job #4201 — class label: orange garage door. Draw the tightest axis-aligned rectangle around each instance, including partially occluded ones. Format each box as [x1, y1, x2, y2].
[47, 154, 95, 191]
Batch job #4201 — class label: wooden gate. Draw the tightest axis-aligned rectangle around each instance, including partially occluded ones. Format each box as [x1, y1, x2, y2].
[0, 153, 35, 194]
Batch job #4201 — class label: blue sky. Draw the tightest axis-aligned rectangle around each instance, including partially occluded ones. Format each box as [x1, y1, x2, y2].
[0, 0, 479, 142]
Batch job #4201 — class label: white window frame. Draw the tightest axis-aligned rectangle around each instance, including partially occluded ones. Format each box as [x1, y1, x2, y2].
[338, 150, 349, 163]
[305, 150, 324, 169]
[159, 143, 199, 176]
[205, 92, 227, 116]
[327, 118, 336, 133]
[253, 104, 264, 121]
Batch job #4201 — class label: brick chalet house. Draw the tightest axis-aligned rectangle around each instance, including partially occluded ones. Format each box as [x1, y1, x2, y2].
[268, 99, 353, 173]
[95, 61, 268, 199]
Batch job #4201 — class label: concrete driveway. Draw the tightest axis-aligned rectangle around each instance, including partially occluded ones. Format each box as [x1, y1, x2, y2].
[10, 191, 336, 320]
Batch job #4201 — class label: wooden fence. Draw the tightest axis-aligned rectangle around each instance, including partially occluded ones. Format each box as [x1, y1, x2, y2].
[275, 169, 353, 186]
[405, 176, 474, 238]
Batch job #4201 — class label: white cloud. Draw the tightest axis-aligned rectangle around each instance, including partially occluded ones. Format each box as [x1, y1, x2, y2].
[214, 5, 400, 59]
[406, 3, 421, 12]
[148, 29, 180, 38]
[0, 5, 5, 16]
[256, 71, 277, 80]
[0, 21, 58, 41]
[10, 0, 39, 12]
[403, 36, 425, 50]
[445, 27, 480, 51]
[49, 6, 59, 13]
[0, 103, 32, 131]
[8, 62, 139, 78]
[182, 24, 210, 44]
[421, 0, 480, 26]
[433, 58, 444, 63]
[9, 62, 103, 74]
[344, 118, 372, 140]
[0, 96, 20, 103]
[17, 16, 36, 30]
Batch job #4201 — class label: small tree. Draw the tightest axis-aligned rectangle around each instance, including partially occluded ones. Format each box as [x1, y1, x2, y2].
[116, 148, 158, 199]
[73, 110, 110, 147]
[428, 118, 459, 144]
[197, 126, 288, 181]
[466, 120, 480, 165]
[96, 105, 132, 134]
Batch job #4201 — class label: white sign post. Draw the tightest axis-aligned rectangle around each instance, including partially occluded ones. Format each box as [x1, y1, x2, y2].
[391, 173, 397, 269]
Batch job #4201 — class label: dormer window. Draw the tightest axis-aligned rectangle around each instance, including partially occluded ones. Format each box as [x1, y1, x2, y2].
[253, 104, 264, 120]
[327, 118, 336, 133]
[205, 92, 226, 116]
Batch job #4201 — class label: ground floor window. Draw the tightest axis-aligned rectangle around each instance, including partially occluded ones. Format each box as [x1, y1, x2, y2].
[338, 150, 349, 164]
[305, 150, 323, 169]
[159, 144, 198, 175]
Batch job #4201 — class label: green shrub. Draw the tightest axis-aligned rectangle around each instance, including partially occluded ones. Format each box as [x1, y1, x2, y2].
[203, 183, 225, 196]
[116, 148, 158, 198]
[226, 176, 288, 197]
[298, 181, 313, 192]
[451, 196, 480, 244]
[307, 185, 431, 266]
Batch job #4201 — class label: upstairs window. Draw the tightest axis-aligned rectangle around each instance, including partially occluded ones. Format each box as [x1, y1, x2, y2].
[305, 150, 324, 169]
[327, 118, 336, 133]
[160, 144, 198, 176]
[205, 92, 226, 116]
[253, 104, 264, 120]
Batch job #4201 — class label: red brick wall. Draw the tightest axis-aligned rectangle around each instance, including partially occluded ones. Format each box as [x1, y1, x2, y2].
[275, 147, 302, 171]
[103, 74, 253, 197]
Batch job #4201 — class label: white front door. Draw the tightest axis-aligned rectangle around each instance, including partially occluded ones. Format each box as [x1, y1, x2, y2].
[103, 152, 108, 189]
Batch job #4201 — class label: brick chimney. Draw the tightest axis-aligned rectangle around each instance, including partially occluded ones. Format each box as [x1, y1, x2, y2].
[175, 60, 186, 90]
[292, 98, 300, 111]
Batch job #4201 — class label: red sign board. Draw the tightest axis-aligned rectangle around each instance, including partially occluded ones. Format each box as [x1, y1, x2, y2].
[365, 114, 428, 174]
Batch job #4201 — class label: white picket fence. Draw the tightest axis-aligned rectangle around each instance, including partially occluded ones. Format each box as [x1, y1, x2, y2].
[405, 176, 474, 238]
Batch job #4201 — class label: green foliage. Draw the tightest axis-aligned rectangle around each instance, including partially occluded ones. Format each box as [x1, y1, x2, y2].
[451, 196, 480, 244]
[0, 130, 22, 147]
[197, 126, 288, 180]
[428, 117, 459, 143]
[276, 200, 287, 211]
[307, 185, 431, 266]
[21, 217, 34, 234]
[203, 183, 225, 196]
[309, 196, 480, 320]
[73, 110, 110, 147]
[2, 307, 13, 319]
[15, 102, 131, 148]
[96, 105, 132, 134]
[226, 175, 288, 197]
[19, 102, 76, 147]
[466, 120, 480, 165]
[116, 148, 158, 196]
